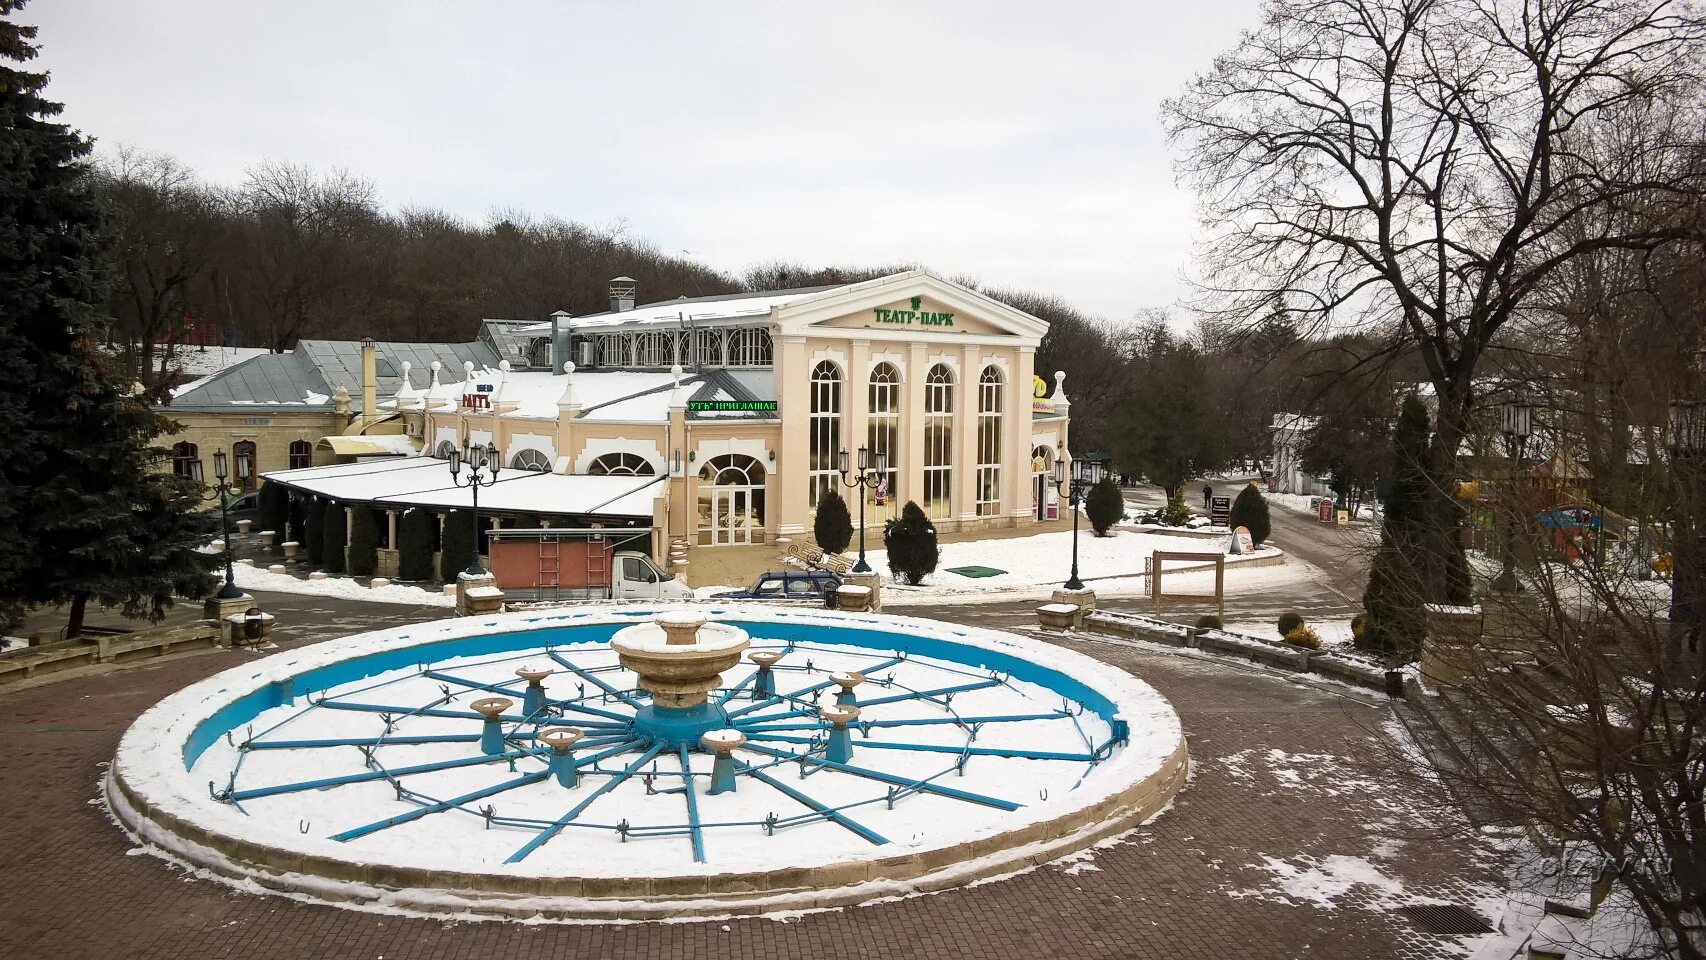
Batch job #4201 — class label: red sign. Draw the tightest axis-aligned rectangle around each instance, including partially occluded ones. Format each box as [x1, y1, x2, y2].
[1318, 499, 1334, 522]
[462, 393, 491, 409]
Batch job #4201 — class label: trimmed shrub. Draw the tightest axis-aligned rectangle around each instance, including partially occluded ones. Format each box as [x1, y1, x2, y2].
[303, 497, 326, 565]
[287, 494, 307, 548]
[1230, 484, 1271, 545]
[1282, 625, 1322, 649]
[1277, 610, 1304, 637]
[813, 490, 854, 555]
[259, 480, 289, 547]
[1085, 475, 1124, 536]
[347, 507, 379, 576]
[440, 509, 475, 581]
[1350, 613, 1368, 644]
[883, 500, 939, 586]
[1160, 488, 1193, 526]
[1195, 614, 1224, 630]
[322, 502, 348, 574]
[397, 508, 438, 581]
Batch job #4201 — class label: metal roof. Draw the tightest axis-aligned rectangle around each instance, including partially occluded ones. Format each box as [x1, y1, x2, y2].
[164, 338, 501, 414]
[163, 351, 334, 412]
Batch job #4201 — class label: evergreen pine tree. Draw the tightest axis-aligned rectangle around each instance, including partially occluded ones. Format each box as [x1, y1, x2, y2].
[0, 2, 218, 633]
[440, 509, 475, 580]
[882, 501, 939, 585]
[322, 502, 347, 574]
[397, 508, 437, 581]
[1361, 394, 1433, 659]
[1085, 475, 1124, 536]
[347, 506, 378, 576]
[1229, 484, 1271, 545]
[259, 480, 289, 547]
[287, 494, 306, 549]
[813, 490, 854, 555]
[304, 498, 326, 565]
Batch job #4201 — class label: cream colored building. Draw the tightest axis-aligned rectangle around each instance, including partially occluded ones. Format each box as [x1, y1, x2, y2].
[257, 271, 1073, 559]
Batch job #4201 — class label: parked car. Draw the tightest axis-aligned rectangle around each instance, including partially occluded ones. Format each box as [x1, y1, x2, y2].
[713, 570, 843, 607]
[200, 489, 262, 527]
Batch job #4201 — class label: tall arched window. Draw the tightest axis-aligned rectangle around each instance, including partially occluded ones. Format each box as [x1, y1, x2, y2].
[232, 440, 258, 490]
[726, 328, 773, 366]
[694, 328, 724, 367]
[595, 335, 624, 367]
[867, 362, 901, 520]
[924, 364, 955, 520]
[1031, 445, 1055, 520]
[634, 331, 670, 367]
[172, 441, 202, 481]
[808, 360, 842, 508]
[510, 448, 552, 472]
[288, 439, 313, 470]
[697, 454, 766, 546]
[587, 452, 657, 476]
[976, 366, 1004, 516]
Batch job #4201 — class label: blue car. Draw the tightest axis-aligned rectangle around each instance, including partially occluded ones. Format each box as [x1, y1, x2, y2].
[714, 570, 843, 608]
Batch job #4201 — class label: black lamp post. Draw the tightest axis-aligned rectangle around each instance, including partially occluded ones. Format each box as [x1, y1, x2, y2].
[208, 449, 245, 599]
[1049, 455, 1102, 592]
[838, 445, 889, 574]
[1491, 395, 1533, 593]
[448, 439, 500, 576]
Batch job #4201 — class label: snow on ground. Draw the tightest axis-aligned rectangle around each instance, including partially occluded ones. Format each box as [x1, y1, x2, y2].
[231, 562, 453, 607]
[1223, 617, 1355, 648]
[1, 636, 26, 652]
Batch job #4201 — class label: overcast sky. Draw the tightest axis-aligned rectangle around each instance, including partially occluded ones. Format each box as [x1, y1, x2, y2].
[30, 1, 1264, 321]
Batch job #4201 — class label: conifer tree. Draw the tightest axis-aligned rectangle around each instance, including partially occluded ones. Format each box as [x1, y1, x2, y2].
[882, 501, 939, 585]
[0, 1, 218, 633]
[287, 494, 306, 549]
[440, 509, 475, 581]
[1229, 484, 1271, 545]
[1085, 475, 1124, 536]
[322, 502, 347, 574]
[397, 508, 437, 581]
[813, 490, 854, 555]
[347, 506, 378, 576]
[1361, 394, 1432, 659]
[304, 498, 326, 565]
[259, 480, 289, 547]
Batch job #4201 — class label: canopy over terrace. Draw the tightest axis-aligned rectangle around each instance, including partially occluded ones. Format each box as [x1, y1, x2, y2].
[261, 457, 668, 538]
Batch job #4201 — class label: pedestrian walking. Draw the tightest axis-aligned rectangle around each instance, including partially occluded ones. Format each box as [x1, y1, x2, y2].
[1202, 484, 1213, 509]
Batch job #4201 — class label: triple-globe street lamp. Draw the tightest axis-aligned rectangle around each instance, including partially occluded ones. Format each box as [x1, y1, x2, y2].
[838, 446, 889, 574]
[203, 449, 249, 600]
[1048, 455, 1104, 592]
[448, 440, 501, 577]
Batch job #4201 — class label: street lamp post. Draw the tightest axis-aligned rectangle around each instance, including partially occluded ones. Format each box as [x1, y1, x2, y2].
[1049, 455, 1103, 592]
[1491, 395, 1533, 593]
[448, 440, 500, 577]
[208, 449, 246, 599]
[839, 446, 888, 574]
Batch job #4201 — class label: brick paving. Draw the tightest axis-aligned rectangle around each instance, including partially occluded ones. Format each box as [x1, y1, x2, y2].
[0, 606, 1503, 959]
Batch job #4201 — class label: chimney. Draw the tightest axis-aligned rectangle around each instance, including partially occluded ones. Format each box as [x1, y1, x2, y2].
[549, 310, 573, 375]
[359, 337, 378, 427]
[609, 276, 637, 313]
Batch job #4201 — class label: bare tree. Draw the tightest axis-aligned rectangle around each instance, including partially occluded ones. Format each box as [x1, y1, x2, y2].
[1165, 0, 1706, 605]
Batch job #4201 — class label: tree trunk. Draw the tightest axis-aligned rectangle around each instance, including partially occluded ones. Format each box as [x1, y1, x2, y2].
[66, 591, 88, 639]
[1427, 391, 1475, 606]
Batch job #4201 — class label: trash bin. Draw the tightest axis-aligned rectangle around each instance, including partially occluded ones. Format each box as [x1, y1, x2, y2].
[243, 607, 264, 642]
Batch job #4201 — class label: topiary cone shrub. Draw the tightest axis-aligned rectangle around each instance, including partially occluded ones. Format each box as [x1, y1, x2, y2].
[287, 494, 307, 549]
[1195, 614, 1224, 630]
[303, 497, 326, 565]
[397, 508, 437, 581]
[439, 509, 475, 581]
[814, 489, 854, 555]
[259, 480, 289, 547]
[347, 506, 379, 576]
[1085, 475, 1124, 536]
[883, 500, 939, 586]
[322, 502, 348, 574]
[1230, 484, 1271, 544]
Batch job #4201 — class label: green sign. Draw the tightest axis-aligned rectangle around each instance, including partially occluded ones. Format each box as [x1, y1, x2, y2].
[874, 296, 954, 328]
[688, 400, 778, 412]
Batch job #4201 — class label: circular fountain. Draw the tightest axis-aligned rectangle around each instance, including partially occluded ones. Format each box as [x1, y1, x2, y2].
[106, 605, 1187, 920]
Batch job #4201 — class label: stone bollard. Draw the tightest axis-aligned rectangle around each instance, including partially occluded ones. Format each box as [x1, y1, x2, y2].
[820, 704, 860, 764]
[209, 539, 225, 552]
[747, 650, 782, 699]
[267, 564, 286, 574]
[843, 570, 883, 612]
[835, 584, 872, 612]
[471, 697, 513, 756]
[282, 541, 300, 562]
[831, 670, 865, 707]
[309, 570, 329, 581]
[369, 577, 391, 589]
[701, 729, 746, 795]
[457, 571, 506, 616]
[236, 519, 253, 535]
[516, 666, 551, 717]
[539, 727, 583, 788]
[442, 583, 458, 597]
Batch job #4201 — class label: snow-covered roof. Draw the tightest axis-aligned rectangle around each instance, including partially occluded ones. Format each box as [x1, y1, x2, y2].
[517, 286, 838, 334]
[262, 457, 663, 519]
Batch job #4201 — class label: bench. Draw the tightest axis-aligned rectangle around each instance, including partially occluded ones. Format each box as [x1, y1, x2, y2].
[0, 619, 224, 686]
[787, 542, 854, 576]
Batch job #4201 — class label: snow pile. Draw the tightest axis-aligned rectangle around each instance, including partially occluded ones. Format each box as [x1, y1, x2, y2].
[231, 562, 453, 607]
[1235, 854, 1408, 910]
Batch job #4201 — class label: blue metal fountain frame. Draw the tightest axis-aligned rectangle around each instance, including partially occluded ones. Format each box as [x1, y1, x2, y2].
[194, 614, 1132, 866]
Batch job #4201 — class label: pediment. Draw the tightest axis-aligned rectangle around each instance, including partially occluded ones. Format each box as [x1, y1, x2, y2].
[774, 271, 1049, 344]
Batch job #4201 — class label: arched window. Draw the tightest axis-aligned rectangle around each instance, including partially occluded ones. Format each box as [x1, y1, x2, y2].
[510, 448, 552, 472]
[288, 439, 313, 470]
[923, 364, 955, 520]
[725, 328, 773, 366]
[172, 441, 202, 482]
[435, 440, 458, 460]
[232, 440, 258, 490]
[808, 360, 842, 508]
[976, 366, 1004, 517]
[595, 335, 624, 367]
[867, 362, 901, 520]
[634, 331, 670, 367]
[587, 452, 656, 476]
[697, 454, 766, 546]
[1031, 445, 1055, 521]
[694, 328, 724, 367]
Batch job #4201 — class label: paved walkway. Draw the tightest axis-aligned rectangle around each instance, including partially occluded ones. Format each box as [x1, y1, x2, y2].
[0, 601, 1501, 959]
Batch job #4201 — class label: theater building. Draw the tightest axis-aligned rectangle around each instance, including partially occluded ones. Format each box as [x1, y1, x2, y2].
[255, 270, 1072, 559]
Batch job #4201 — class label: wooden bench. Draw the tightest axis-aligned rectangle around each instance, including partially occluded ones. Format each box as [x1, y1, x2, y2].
[787, 543, 854, 576]
[0, 619, 225, 687]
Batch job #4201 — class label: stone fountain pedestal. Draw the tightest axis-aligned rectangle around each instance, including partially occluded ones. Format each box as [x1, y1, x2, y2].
[610, 611, 749, 746]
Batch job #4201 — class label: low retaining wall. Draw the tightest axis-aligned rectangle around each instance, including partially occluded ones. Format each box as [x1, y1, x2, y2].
[0, 620, 224, 688]
[1080, 611, 1398, 695]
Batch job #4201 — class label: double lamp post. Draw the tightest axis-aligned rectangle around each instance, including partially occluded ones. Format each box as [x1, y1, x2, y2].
[201, 448, 250, 600]
[448, 439, 501, 577]
[838, 445, 890, 574]
[1049, 455, 1103, 592]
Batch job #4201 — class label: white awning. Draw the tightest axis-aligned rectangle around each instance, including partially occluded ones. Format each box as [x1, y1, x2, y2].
[319, 434, 421, 457]
[262, 458, 665, 519]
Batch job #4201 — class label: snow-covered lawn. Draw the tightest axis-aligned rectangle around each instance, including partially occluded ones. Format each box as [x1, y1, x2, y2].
[232, 562, 453, 607]
[1224, 617, 1356, 648]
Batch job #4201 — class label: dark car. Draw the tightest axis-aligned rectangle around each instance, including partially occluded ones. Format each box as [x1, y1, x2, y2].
[200, 489, 263, 527]
[713, 570, 843, 608]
